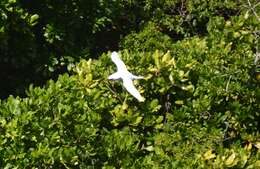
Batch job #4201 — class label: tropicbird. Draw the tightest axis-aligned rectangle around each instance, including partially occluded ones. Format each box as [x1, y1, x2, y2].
[108, 51, 145, 102]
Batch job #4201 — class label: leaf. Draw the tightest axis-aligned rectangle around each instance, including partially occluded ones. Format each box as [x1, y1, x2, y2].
[255, 161, 260, 167]
[182, 84, 194, 92]
[204, 149, 216, 160]
[131, 116, 143, 126]
[155, 147, 165, 156]
[0, 26, 4, 33]
[254, 142, 260, 149]
[153, 50, 161, 68]
[225, 153, 237, 167]
[155, 116, 163, 124]
[244, 142, 252, 151]
[185, 61, 197, 69]
[175, 100, 184, 105]
[162, 51, 171, 63]
[179, 70, 184, 77]
[154, 123, 163, 129]
[150, 99, 161, 112]
[144, 146, 154, 152]
[30, 14, 39, 26]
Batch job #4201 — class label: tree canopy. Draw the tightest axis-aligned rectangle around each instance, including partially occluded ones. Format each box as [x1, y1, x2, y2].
[0, 0, 259, 168]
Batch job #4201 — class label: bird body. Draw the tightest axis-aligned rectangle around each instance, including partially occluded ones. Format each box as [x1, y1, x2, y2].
[108, 52, 145, 102]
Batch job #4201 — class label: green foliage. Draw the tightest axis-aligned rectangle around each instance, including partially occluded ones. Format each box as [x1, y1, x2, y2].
[0, 0, 44, 97]
[0, 0, 141, 98]
[1, 37, 259, 167]
[120, 22, 174, 51]
[131, 0, 241, 38]
[0, 0, 260, 168]
[1, 0, 257, 98]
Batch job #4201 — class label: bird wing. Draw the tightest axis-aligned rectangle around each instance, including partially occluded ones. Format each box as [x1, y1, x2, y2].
[129, 73, 144, 80]
[108, 72, 121, 80]
[111, 52, 128, 71]
[123, 77, 145, 102]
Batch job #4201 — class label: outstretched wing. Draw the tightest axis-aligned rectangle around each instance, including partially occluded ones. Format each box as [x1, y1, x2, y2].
[129, 74, 144, 80]
[123, 78, 145, 102]
[111, 51, 128, 71]
[108, 72, 121, 80]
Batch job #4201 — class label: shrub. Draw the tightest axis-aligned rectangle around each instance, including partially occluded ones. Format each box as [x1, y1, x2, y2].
[0, 0, 143, 98]
[1, 0, 257, 98]
[0, 0, 259, 168]
[120, 22, 174, 52]
[0, 37, 259, 167]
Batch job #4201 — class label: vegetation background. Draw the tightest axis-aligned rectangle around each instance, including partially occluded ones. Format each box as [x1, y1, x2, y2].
[0, 0, 259, 168]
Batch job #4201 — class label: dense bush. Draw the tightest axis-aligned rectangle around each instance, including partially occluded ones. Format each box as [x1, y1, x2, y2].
[1, 0, 258, 98]
[0, 0, 140, 98]
[0, 35, 259, 167]
[0, 0, 259, 168]
[0, 0, 44, 97]
[120, 22, 174, 52]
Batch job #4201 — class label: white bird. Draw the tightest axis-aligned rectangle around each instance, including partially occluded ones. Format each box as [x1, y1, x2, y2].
[108, 51, 145, 102]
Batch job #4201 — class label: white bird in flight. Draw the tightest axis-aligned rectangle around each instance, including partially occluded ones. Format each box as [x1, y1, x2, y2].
[108, 51, 145, 102]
